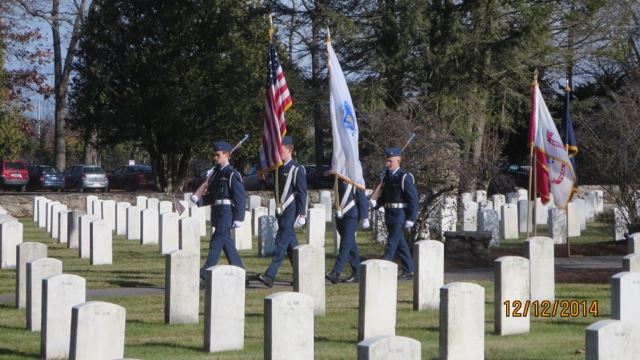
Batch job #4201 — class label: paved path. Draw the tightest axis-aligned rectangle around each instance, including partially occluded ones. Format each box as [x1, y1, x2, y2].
[0, 255, 625, 303]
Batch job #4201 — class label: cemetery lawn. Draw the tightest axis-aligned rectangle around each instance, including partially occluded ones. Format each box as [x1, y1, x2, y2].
[0, 219, 615, 359]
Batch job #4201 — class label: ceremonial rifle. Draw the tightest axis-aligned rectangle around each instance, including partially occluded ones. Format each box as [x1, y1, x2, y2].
[192, 134, 250, 199]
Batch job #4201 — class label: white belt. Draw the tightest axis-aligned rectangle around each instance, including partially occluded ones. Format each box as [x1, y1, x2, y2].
[277, 194, 295, 215]
[385, 202, 407, 209]
[214, 199, 232, 205]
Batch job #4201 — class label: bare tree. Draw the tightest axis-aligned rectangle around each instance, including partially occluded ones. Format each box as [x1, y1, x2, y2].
[579, 76, 640, 225]
[11, 0, 92, 171]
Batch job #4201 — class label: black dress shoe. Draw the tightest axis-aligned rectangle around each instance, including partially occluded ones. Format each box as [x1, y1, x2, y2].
[398, 272, 414, 280]
[341, 275, 359, 283]
[325, 272, 340, 284]
[258, 273, 274, 288]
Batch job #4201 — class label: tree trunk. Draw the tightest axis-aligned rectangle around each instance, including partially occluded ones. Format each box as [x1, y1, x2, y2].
[310, 6, 324, 166]
[83, 130, 98, 165]
[52, 0, 64, 171]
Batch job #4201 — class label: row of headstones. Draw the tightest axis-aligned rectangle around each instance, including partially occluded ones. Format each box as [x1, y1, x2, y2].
[31, 195, 205, 265]
[440, 189, 605, 244]
[585, 241, 640, 360]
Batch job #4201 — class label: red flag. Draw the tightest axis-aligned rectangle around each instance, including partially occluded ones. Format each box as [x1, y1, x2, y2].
[259, 42, 292, 171]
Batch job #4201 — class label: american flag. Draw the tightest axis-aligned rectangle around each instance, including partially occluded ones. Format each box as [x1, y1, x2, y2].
[259, 42, 292, 171]
[174, 196, 186, 216]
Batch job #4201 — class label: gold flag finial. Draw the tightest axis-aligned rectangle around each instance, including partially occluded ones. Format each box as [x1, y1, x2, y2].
[326, 27, 331, 44]
[564, 78, 571, 92]
[268, 14, 274, 42]
[532, 69, 539, 87]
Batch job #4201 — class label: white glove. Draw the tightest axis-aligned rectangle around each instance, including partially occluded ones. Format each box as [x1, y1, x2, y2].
[190, 195, 199, 204]
[404, 220, 414, 229]
[361, 218, 370, 229]
[369, 199, 377, 208]
[294, 216, 306, 229]
[205, 167, 215, 177]
[233, 221, 243, 228]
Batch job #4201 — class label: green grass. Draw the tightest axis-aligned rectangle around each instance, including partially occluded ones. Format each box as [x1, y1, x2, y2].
[0, 219, 614, 359]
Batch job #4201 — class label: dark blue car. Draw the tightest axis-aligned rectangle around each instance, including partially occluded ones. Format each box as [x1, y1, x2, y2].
[27, 165, 65, 191]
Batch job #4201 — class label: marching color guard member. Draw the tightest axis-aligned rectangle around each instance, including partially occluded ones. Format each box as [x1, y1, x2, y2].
[190, 141, 246, 283]
[369, 147, 418, 279]
[325, 177, 369, 284]
[258, 136, 308, 287]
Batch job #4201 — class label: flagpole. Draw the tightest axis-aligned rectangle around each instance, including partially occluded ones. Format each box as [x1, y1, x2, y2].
[527, 70, 538, 239]
[268, 14, 282, 209]
[564, 79, 572, 257]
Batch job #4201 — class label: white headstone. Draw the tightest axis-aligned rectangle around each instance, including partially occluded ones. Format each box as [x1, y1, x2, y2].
[460, 192, 472, 205]
[38, 198, 48, 227]
[179, 217, 200, 259]
[413, 240, 443, 311]
[252, 206, 268, 237]
[320, 191, 332, 221]
[439, 282, 485, 360]
[42, 274, 86, 359]
[91, 199, 103, 221]
[268, 198, 276, 217]
[623, 254, 640, 272]
[595, 190, 604, 214]
[160, 212, 180, 254]
[16, 242, 47, 308]
[462, 201, 478, 232]
[146, 197, 160, 212]
[524, 236, 555, 302]
[26, 257, 63, 331]
[115, 202, 131, 236]
[293, 244, 325, 316]
[141, 208, 159, 245]
[69, 301, 126, 360]
[101, 200, 116, 232]
[475, 190, 486, 203]
[189, 206, 207, 237]
[0, 220, 22, 269]
[159, 200, 173, 214]
[357, 336, 421, 360]
[259, 215, 278, 257]
[51, 203, 67, 240]
[67, 210, 82, 250]
[126, 206, 141, 240]
[135, 195, 148, 208]
[547, 208, 567, 244]
[501, 204, 519, 240]
[33, 196, 44, 222]
[85, 195, 98, 215]
[249, 195, 262, 210]
[574, 198, 587, 230]
[492, 194, 505, 220]
[584, 192, 597, 221]
[264, 292, 314, 360]
[534, 198, 549, 225]
[518, 200, 533, 233]
[58, 210, 70, 244]
[90, 220, 112, 265]
[358, 260, 398, 341]
[585, 319, 640, 360]
[165, 250, 199, 324]
[205, 265, 245, 353]
[78, 215, 97, 259]
[611, 272, 640, 328]
[231, 211, 252, 250]
[305, 208, 326, 247]
[494, 256, 530, 335]
[567, 201, 581, 237]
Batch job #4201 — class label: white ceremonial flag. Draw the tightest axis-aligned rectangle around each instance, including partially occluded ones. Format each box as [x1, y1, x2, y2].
[327, 38, 365, 188]
[530, 84, 576, 208]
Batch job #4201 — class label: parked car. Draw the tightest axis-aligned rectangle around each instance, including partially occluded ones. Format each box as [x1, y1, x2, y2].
[242, 165, 273, 191]
[0, 160, 29, 192]
[27, 165, 64, 191]
[107, 164, 155, 191]
[63, 165, 109, 192]
[487, 163, 530, 196]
